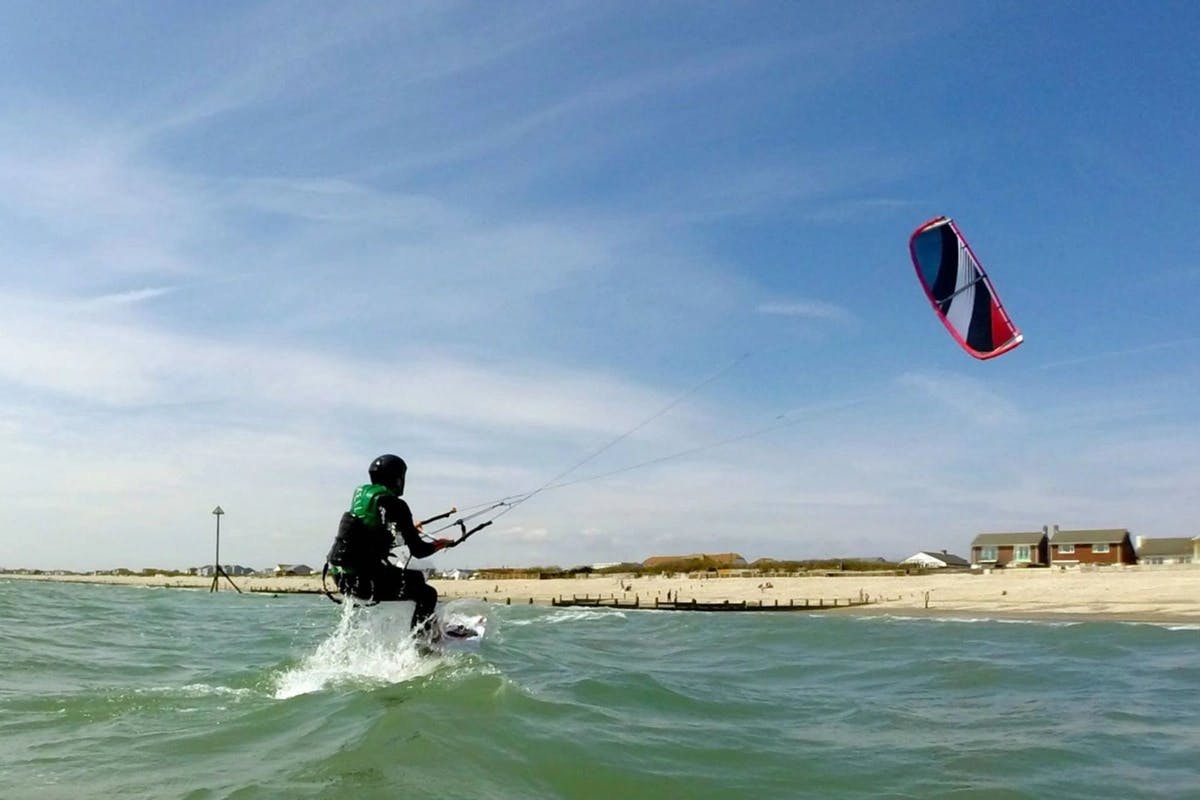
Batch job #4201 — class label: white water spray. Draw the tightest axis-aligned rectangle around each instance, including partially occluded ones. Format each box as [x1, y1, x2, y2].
[273, 600, 442, 699]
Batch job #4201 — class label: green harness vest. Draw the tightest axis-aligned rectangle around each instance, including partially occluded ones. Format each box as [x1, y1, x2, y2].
[330, 484, 395, 576]
[350, 483, 394, 528]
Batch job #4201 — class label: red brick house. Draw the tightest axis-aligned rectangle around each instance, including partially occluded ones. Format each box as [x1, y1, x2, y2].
[969, 531, 1049, 567]
[1049, 528, 1136, 566]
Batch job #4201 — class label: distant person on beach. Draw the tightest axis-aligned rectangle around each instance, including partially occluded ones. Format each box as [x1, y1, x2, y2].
[325, 454, 454, 632]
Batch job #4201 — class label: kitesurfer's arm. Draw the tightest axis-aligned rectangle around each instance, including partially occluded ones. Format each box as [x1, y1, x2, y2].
[379, 495, 451, 559]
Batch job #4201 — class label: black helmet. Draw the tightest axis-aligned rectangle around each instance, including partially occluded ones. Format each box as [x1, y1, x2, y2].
[369, 454, 407, 494]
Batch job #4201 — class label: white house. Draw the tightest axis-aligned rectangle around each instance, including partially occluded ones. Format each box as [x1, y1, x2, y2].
[901, 550, 970, 569]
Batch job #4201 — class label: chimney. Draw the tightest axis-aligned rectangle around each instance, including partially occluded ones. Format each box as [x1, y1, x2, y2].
[1135, 534, 1144, 551]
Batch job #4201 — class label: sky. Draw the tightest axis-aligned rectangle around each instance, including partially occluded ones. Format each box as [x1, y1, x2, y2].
[1, 1, 1197, 571]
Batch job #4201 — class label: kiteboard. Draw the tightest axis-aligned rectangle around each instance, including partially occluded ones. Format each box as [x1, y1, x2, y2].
[424, 612, 487, 653]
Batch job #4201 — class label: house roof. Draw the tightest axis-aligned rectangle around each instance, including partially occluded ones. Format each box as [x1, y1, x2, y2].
[642, 552, 747, 567]
[902, 551, 970, 566]
[1136, 537, 1195, 557]
[919, 551, 970, 566]
[971, 531, 1046, 546]
[1050, 528, 1130, 545]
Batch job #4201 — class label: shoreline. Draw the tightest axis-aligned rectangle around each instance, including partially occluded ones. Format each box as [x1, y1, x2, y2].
[825, 605, 1200, 626]
[6, 568, 1200, 624]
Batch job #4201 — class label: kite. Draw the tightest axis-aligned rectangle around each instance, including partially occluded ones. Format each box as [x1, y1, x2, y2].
[909, 216, 1023, 360]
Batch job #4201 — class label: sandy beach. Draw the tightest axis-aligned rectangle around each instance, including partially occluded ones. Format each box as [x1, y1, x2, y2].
[6, 567, 1200, 622]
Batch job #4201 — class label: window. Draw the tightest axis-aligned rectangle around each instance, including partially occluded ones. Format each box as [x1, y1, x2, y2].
[1093, 543, 1110, 553]
[1058, 544, 1075, 554]
[1015, 545, 1031, 562]
[980, 546, 998, 561]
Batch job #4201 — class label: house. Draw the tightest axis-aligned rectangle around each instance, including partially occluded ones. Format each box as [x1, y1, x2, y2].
[274, 564, 313, 576]
[901, 550, 970, 569]
[642, 553, 748, 569]
[969, 530, 1049, 567]
[1135, 536, 1194, 565]
[193, 564, 256, 577]
[1049, 527, 1136, 566]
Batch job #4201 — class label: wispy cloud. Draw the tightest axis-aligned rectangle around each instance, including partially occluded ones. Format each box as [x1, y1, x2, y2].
[0, 118, 208, 287]
[370, 41, 804, 178]
[80, 287, 178, 307]
[757, 299, 856, 324]
[895, 371, 1024, 427]
[625, 150, 912, 226]
[0, 289, 700, 438]
[1033, 337, 1200, 371]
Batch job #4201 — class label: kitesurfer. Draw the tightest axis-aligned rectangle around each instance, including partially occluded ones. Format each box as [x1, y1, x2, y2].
[325, 454, 455, 633]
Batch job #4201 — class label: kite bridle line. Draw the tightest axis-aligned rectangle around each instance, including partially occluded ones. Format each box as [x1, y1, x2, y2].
[417, 352, 755, 547]
[420, 371, 880, 557]
[427, 390, 876, 533]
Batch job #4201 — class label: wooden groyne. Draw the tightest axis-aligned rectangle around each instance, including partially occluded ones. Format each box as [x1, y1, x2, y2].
[550, 594, 874, 612]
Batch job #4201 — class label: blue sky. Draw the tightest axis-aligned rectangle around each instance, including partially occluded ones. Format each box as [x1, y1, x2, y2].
[1, 2, 1197, 571]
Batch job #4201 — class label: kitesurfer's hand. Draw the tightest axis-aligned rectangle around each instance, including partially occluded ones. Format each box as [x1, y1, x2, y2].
[433, 538, 456, 551]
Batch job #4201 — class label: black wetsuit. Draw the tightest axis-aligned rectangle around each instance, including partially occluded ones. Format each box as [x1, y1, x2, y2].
[326, 487, 439, 631]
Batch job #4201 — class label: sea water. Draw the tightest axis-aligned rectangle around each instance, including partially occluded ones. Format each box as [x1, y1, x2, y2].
[2, 578, 1198, 799]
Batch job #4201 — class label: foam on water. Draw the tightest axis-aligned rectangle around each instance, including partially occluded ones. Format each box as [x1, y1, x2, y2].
[507, 608, 627, 626]
[273, 600, 444, 699]
[1120, 620, 1200, 632]
[863, 613, 1081, 627]
[166, 684, 256, 699]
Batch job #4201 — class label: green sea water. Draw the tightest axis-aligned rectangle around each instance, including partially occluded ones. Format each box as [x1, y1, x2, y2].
[2, 578, 1198, 799]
